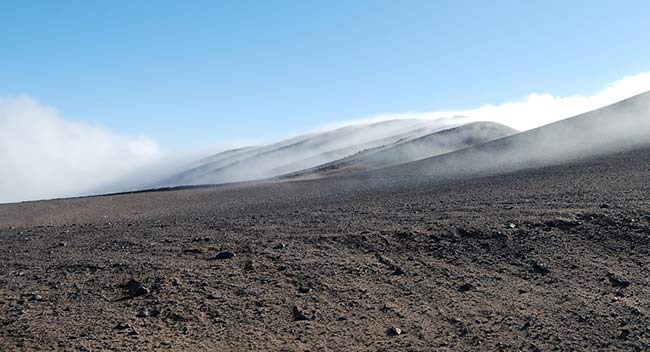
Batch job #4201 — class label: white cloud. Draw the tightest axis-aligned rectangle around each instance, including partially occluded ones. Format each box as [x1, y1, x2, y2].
[2, 72, 649, 203]
[328, 71, 650, 131]
[0, 96, 162, 203]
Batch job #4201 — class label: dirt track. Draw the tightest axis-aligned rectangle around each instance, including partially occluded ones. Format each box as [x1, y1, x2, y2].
[1, 147, 650, 351]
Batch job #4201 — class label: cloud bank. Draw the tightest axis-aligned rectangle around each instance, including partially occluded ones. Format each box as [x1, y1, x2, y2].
[330, 72, 650, 131]
[0, 96, 161, 203]
[1, 72, 649, 203]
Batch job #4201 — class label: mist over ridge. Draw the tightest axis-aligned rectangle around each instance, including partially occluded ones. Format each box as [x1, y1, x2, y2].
[2, 73, 650, 203]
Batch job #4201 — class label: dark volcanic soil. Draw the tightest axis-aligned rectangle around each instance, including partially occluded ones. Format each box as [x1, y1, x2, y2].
[1, 147, 650, 351]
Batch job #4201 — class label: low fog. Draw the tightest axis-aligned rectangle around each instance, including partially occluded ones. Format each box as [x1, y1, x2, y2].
[0, 96, 161, 203]
[334, 72, 650, 131]
[1, 72, 649, 203]
[155, 73, 650, 189]
[159, 118, 468, 188]
[373, 91, 650, 183]
[281, 122, 518, 180]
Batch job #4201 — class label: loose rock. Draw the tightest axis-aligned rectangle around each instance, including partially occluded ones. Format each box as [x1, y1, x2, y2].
[532, 260, 550, 274]
[292, 305, 312, 321]
[136, 308, 149, 318]
[133, 286, 150, 296]
[387, 326, 402, 336]
[608, 272, 630, 288]
[122, 279, 150, 299]
[458, 283, 474, 293]
[618, 329, 631, 340]
[115, 322, 131, 330]
[211, 251, 235, 260]
[28, 294, 43, 301]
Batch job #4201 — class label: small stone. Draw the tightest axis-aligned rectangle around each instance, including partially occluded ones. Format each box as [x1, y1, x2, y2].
[298, 287, 312, 294]
[392, 267, 405, 276]
[600, 203, 610, 209]
[115, 322, 131, 330]
[29, 294, 44, 301]
[273, 243, 286, 250]
[191, 237, 210, 242]
[211, 251, 235, 260]
[133, 286, 150, 297]
[206, 293, 218, 300]
[608, 272, 630, 288]
[292, 305, 311, 321]
[458, 283, 474, 293]
[532, 260, 550, 274]
[509, 223, 517, 229]
[123, 279, 150, 298]
[618, 329, 631, 340]
[58, 242, 67, 247]
[170, 313, 188, 322]
[136, 308, 149, 318]
[387, 326, 402, 336]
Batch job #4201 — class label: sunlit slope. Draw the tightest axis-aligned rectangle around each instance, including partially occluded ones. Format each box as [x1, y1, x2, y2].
[160, 118, 466, 186]
[281, 121, 516, 179]
[370, 91, 650, 181]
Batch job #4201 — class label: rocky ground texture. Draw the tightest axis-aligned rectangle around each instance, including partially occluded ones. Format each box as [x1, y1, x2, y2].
[1, 147, 650, 351]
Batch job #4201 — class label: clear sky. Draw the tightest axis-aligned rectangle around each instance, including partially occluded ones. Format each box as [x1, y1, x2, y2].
[2, 0, 650, 150]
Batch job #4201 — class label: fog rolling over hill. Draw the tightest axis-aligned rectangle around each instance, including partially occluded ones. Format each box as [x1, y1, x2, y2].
[369, 91, 650, 182]
[82, 90, 650, 198]
[123, 91, 650, 192]
[281, 121, 517, 180]
[155, 116, 475, 188]
[3, 92, 650, 351]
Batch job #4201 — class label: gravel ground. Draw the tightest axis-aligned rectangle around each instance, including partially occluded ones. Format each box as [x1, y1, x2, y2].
[1, 147, 650, 351]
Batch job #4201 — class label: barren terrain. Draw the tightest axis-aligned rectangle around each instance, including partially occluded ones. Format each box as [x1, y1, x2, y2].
[2, 145, 650, 351]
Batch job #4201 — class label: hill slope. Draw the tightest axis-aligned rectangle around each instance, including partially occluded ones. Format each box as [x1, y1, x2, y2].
[282, 121, 517, 179]
[159, 117, 469, 187]
[366, 90, 650, 182]
[1, 144, 649, 351]
[1, 93, 650, 351]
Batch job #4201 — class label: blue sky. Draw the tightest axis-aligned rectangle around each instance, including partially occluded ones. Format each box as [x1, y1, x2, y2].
[2, 0, 650, 150]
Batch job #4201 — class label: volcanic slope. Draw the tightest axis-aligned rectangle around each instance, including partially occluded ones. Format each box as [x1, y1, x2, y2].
[362, 90, 650, 183]
[1, 145, 650, 351]
[159, 117, 467, 187]
[1, 93, 650, 351]
[281, 121, 517, 179]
